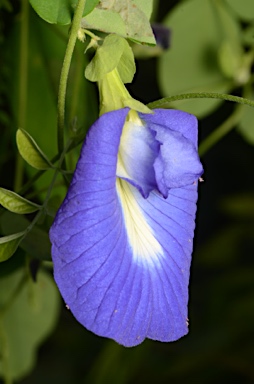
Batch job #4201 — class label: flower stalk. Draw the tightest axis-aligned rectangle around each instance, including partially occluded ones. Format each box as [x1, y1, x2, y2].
[57, 0, 86, 156]
[147, 92, 254, 109]
[14, 0, 29, 192]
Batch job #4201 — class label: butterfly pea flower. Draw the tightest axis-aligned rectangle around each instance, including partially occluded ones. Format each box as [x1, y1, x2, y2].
[49, 107, 203, 347]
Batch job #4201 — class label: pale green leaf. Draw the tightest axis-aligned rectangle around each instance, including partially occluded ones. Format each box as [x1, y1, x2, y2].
[113, 0, 155, 45]
[82, 8, 126, 36]
[16, 129, 52, 170]
[158, 0, 240, 117]
[0, 232, 25, 262]
[85, 34, 125, 81]
[85, 34, 135, 83]
[81, 0, 155, 45]
[117, 40, 136, 83]
[0, 188, 41, 214]
[133, 0, 153, 20]
[0, 270, 60, 381]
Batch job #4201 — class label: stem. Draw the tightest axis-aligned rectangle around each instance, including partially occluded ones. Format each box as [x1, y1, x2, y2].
[18, 135, 81, 196]
[19, 139, 72, 245]
[0, 140, 72, 383]
[83, 29, 101, 40]
[14, 0, 29, 192]
[69, 48, 84, 125]
[57, 0, 87, 156]
[198, 85, 252, 156]
[147, 92, 254, 109]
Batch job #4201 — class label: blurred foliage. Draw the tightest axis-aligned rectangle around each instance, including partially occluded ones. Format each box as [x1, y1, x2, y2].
[0, 269, 60, 381]
[0, 0, 254, 383]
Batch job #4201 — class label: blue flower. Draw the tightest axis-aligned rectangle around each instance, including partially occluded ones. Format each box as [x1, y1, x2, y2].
[49, 108, 203, 347]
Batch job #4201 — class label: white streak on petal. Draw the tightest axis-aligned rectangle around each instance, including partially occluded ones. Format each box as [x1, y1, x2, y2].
[116, 118, 144, 179]
[116, 178, 163, 265]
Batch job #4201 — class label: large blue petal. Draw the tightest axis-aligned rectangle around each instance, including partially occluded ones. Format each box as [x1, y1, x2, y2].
[50, 108, 201, 347]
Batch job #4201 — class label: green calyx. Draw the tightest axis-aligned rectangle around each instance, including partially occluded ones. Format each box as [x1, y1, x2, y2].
[98, 68, 152, 115]
[85, 33, 152, 115]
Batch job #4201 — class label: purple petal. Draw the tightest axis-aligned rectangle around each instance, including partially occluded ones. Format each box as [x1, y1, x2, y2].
[141, 109, 203, 197]
[116, 118, 159, 198]
[140, 109, 199, 146]
[50, 108, 202, 347]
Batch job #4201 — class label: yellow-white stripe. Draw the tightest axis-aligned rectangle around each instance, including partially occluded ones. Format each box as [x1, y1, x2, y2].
[116, 178, 163, 265]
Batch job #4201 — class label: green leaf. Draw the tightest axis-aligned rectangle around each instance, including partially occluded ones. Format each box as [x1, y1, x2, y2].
[16, 129, 53, 170]
[0, 212, 52, 261]
[225, 0, 254, 21]
[217, 40, 243, 80]
[158, 0, 241, 117]
[82, 0, 100, 17]
[82, 8, 126, 37]
[0, 232, 25, 262]
[81, 0, 155, 45]
[116, 39, 136, 83]
[85, 34, 125, 81]
[29, 0, 72, 25]
[115, 0, 155, 45]
[237, 92, 254, 145]
[133, 0, 153, 20]
[0, 270, 60, 381]
[85, 34, 135, 83]
[29, 0, 100, 25]
[0, 188, 41, 214]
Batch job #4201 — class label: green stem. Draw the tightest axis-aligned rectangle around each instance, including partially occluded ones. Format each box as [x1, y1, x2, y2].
[57, 0, 86, 156]
[147, 92, 254, 109]
[20, 139, 72, 243]
[14, 0, 29, 192]
[69, 48, 84, 126]
[0, 141, 72, 383]
[18, 136, 80, 196]
[83, 29, 101, 40]
[198, 104, 244, 156]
